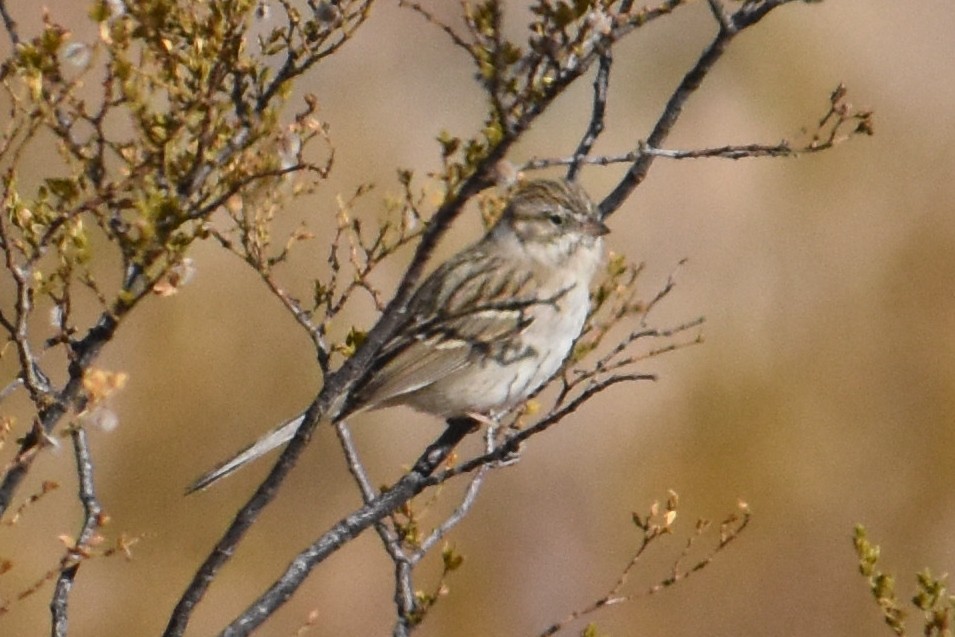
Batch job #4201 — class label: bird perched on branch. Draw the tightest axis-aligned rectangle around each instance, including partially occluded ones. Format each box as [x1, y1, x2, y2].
[188, 178, 609, 493]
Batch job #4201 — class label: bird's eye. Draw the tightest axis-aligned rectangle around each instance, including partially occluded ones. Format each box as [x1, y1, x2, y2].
[547, 213, 564, 226]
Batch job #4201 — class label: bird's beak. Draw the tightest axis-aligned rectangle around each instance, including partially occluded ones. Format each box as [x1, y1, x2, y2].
[581, 217, 611, 237]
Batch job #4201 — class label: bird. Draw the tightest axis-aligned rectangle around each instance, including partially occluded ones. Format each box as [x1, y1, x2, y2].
[187, 178, 609, 493]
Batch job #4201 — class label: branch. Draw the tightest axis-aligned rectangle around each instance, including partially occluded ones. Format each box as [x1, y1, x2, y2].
[332, 419, 418, 628]
[163, 149, 509, 636]
[0, 293, 134, 517]
[398, 1, 472, 52]
[168, 1, 842, 632]
[527, 82, 872, 172]
[50, 426, 104, 637]
[0, 0, 18, 46]
[432, 373, 655, 486]
[525, 142, 794, 170]
[213, 418, 476, 637]
[537, 496, 752, 636]
[599, 0, 804, 218]
[567, 49, 612, 182]
[392, 433, 493, 635]
[336, 415, 491, 635]
[412, 446, 491, 560]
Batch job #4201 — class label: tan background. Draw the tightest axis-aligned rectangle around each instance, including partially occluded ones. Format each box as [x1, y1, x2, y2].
[3, 1, 955, 635]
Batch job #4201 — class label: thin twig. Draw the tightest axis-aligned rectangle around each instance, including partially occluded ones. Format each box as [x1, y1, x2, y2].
[0, 478, 58, 527]
[537, 499, 751, 636]
[412, 464, 489, 562]
[398, 1, 471, 52]
[391, 427, 494, 636]
[431, 373, 655, 487]
[525, 141, 795, 171]
[528, 83, 871, 173]
[333, 419, 378, 501]
[0, 377, 23, 403]
[568, 49, 612, 182]
[0, 0, 19, 46]
[333, 419, 418, 625]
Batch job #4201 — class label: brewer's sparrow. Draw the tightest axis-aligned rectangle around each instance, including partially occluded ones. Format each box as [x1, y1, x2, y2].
[188, 178, 609, 492]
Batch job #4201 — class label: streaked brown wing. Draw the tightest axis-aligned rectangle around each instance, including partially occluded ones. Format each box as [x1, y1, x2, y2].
[352, 246, 535, 411]
[352, 330, 470, 410]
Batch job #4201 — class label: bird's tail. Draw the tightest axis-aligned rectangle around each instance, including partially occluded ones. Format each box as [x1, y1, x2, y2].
[185, 413, 305, 494]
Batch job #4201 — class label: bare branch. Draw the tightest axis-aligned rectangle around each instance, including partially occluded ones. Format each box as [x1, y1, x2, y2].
[166, 107, 514, 637]
[0, 0, 19, 46]
[333, 419, 418, 627]
[567, 50, 612, 182]
[524, 142, 794, 170]
[600, 0, 805, 218]
[411, 428, 495, 561]
[706, 0, 734, 32]
[528, 80, 872, 174]
[537, 497, 752, 636]
[50, 426, 104, 637]
[398, 0, 472, 52]
[209, 418, 476, 637]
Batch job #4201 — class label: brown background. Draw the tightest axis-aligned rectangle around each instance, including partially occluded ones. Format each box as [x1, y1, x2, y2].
[3, 1, 955, 636]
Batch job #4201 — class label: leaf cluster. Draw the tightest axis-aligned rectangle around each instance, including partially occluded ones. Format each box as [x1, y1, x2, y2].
[854, 525, 954, 637]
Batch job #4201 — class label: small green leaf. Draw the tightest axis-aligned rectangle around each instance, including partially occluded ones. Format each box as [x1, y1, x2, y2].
[442, 544, 464, 571]
[437, 131, 461, 158]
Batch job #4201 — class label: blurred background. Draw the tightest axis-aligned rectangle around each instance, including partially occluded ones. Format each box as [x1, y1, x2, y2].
[3, 1, 955, 635]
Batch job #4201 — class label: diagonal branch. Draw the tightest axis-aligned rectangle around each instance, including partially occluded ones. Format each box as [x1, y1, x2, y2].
[169, 2, 826, 634]
[216, 418, 476, 637]
[0, 0, 18, 46]
[49, 426, 104, 637]
[599, 0, 803, 218]
[433, 373, 656, 485]
[332, 420, 419, 629]
[163, 146, 507, 637]
[567, 49, 612, 182]
[0, 309, 122, 516]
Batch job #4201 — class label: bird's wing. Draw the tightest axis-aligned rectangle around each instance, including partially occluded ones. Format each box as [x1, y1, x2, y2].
[352, 249, 538, 411]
